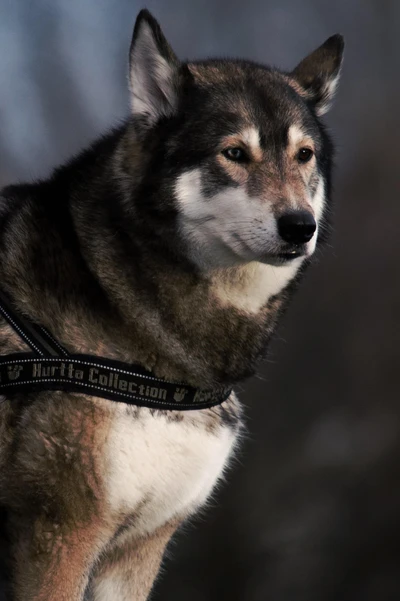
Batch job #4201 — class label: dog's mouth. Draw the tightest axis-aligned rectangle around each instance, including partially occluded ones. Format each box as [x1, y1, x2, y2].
[260, 246, 308, 266]
[277, 250, 303, 261]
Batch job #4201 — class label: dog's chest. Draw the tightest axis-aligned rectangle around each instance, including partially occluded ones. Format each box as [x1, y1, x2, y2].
[104, 402, 238, 535]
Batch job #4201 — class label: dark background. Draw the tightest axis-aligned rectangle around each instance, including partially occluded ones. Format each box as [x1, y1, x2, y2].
[1, 1, 399, 599]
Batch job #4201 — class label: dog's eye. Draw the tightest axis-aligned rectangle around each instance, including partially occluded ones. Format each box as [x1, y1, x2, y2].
[222, 147, 247, 162]
[297, 148, 314, 163]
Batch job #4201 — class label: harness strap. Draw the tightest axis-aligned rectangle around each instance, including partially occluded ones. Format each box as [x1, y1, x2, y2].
[0, 290, 232, 411]
[0, 290, 70, 357]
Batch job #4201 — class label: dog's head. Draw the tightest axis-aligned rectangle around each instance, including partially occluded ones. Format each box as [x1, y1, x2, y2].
[126, 10, 344, 270]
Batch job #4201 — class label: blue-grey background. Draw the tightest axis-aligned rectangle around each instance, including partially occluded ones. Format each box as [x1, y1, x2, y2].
[1, 1, 400, 599]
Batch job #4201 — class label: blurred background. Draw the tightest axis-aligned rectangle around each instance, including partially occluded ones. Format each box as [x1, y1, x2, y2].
[1, 0, 399, 599]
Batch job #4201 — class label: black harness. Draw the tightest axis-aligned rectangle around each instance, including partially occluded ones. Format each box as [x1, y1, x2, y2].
[0, 290, 231, 411]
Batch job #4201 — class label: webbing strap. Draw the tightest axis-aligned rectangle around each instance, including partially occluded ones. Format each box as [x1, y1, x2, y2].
[0, 291, 232, 411]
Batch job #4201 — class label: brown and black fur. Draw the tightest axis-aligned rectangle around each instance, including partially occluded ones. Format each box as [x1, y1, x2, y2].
[0, 9, 343, 601]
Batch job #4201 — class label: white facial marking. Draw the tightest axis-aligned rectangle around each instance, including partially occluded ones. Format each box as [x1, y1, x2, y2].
[288, 124, 309, 149]
[174, 168, 203, 208]
[306, 176, 325, 254]
[312, 177, 325, 221]
[175, 169, 277, 268]
[241, 126, 261, 156]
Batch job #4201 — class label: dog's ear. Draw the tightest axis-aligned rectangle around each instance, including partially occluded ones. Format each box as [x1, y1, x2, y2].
[129, 10, 181, 126]
[291, 34, 344, 116]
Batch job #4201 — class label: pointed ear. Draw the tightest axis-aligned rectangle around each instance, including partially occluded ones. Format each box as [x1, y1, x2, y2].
[129, 10, 181, 126]
[291, 34, 344, 116]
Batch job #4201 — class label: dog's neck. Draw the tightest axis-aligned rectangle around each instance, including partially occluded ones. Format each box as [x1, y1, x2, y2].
[0, 131, 293, 389]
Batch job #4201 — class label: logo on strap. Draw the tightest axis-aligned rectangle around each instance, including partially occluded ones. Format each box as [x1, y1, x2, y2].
[6, 365, 23, 381]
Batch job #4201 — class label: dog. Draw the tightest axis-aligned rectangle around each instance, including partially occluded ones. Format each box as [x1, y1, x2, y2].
[0, 9, 343, 601]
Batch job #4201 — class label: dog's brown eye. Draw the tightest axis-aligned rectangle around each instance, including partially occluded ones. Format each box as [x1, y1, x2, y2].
[297, 148, 314, 163]
[222, 147, 247, 162]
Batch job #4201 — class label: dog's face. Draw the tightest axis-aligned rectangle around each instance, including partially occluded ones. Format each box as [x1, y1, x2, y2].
[128, 10, 343, 270]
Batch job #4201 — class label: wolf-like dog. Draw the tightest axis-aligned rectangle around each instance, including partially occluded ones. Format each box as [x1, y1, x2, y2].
[0, 9, 343, 601]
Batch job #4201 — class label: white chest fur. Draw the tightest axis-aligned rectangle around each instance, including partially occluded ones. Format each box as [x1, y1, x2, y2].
[211, 259, 303, 313]
[104, 402, 237, 536]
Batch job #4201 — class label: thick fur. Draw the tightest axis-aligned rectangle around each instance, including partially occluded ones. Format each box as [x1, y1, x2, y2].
[0, 9, 343, 601]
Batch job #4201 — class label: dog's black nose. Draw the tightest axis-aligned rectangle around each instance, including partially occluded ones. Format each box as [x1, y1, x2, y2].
[278, 211, 316, 244]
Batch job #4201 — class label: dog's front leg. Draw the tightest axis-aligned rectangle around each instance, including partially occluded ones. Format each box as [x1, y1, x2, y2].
[89, 520, 179, 601]
[10, 512, 112, 601]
